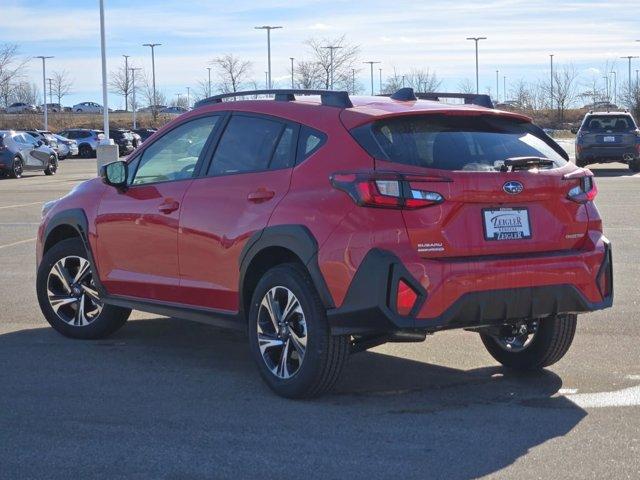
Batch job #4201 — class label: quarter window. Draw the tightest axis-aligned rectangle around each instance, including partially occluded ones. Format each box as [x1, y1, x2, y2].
[131, 116, 219, 185]
[207, 115, 284, 175]
[296, 127, 325, 163]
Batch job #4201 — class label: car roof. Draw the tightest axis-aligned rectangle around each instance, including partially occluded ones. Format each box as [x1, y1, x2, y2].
[190, 94, 530, 130]
[585, 111, 632, 116]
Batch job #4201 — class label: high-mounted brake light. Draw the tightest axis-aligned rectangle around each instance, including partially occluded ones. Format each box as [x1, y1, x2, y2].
[330, 172, 447, 210]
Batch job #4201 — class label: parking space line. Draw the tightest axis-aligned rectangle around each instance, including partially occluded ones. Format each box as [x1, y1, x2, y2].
[0, 202, 42, 210]
[0, 238, 36, 250]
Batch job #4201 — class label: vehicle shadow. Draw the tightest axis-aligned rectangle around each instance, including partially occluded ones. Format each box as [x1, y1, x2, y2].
[590, 164, 637, 177]
[0, 317, 586, 479]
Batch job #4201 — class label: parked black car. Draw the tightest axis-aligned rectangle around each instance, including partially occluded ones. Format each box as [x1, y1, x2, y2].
[132, 128, 157, 142]
[108, 129, 135, 156]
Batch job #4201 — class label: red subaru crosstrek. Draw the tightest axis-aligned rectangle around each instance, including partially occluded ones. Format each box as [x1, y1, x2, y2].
[36, 88, 613, 398]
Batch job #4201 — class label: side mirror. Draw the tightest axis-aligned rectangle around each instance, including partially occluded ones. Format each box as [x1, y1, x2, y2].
[100, 160, 128, 190]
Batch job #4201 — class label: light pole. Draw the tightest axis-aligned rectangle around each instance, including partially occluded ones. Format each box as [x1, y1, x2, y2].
[603, 76, 610, 102]
[254, 26, 282, 89]
[46, 77, 53, 110]
[503, 75, 506, 102]
[129, 67, 141, 128]
[122, 54, 130, 111]
[352, 69, 356, 94]
[495, 70, 499, 102]
[610, 71, 617, 105]
[466, 37, 487, 94]
[35, 56, 53, 130]
[290, 57, 295, 89]
[186, 86, 190, 109]
[142, 43, 161, 114]
[620, 56, 639, 94]
[323, 45, 342, 90]
[402, 75, 406, 87]
[264, 71, 268, 89]
[549, 54, 554, 111]
[379, 68, 383, 94]
[363, 61, 381, 95]
[206, 67, 212, 97]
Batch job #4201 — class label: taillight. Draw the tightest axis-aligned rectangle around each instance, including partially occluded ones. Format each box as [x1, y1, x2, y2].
[396, 279, 418, 316]
[330, 172, 446, 209]
[567, 174, 597, 203]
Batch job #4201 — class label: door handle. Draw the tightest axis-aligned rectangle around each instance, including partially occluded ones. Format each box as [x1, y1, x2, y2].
[247, 188, 275, 203]
[158, 199, 180, 214]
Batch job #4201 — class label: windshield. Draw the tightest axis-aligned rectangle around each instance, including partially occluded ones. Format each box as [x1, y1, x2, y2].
[353, 115, 567, 172]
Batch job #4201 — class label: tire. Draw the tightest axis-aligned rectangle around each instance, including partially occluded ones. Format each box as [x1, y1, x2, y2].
[75, 109, 82, 113]
[79, 144, 93, 158]
[44, 155, 58, 175]
[247, 263, 349, 399]
[480, 314, 577, 371]
[629, 160, 640, 173]
[36, 238, 131, 340]
[576, 158, 589, 168]
[9, 156, 23, 178]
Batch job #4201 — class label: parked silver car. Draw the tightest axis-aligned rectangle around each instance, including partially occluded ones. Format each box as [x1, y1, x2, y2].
[52, 134, 79, 159]
[72, 102, 103, 113]
[6, 102, 37, 113]
[0, 130, 58, 178]
[57, 129, 104, 158]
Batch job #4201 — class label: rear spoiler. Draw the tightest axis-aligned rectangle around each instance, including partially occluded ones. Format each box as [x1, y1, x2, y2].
[380, 88, 494, 109]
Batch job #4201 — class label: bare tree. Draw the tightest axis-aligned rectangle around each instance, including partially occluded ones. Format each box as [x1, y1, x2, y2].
[552, 65, 580, 121]
[211, 54, 252, 94]
[140, 70, 166, 112]
[50, 70, 73, 106]
[405, 68, 441, 93]
[109, 60, 137, 111]
[0, 43, 28, 108]
[457, 78, 475, 94]
[11, 81, 39, 105]
[299, 36, 360, 90]
[294, 60, 324, 89]
[170, 95, 189, 109]
[509, 79, 532, 109]
[381, 67, 405, 94]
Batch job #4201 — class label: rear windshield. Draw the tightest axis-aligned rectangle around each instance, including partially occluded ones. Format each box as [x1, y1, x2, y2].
[352, 115, 567, 172]
[582, 115, 636, 131]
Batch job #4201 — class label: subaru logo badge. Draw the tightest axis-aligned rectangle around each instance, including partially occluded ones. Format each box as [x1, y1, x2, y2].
[503, 181, 524, 195]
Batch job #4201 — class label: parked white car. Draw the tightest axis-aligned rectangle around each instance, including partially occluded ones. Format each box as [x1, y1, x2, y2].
[52, 134, 79, 159]
[72, 102, 103, 113]
[6, 102, 37, 113]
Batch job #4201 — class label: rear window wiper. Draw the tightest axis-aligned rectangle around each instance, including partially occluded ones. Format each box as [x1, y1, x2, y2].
[500, 156, 554, 172]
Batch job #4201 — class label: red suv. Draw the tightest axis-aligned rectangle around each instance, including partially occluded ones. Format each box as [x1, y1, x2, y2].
[36, 88, 613, 398]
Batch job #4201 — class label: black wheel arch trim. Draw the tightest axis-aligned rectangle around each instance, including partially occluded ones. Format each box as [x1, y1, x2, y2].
[238, 224, 335, 319]
[42, 208, 108, 297]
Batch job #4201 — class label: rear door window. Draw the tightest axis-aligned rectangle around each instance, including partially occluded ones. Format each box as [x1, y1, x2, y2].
[207, 115, 284, 175]
[352, 115, 567, 171]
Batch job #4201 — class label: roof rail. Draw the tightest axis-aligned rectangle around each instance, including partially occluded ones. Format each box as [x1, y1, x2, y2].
[194, 89, 353, 109]
[380, 88, 494, 108]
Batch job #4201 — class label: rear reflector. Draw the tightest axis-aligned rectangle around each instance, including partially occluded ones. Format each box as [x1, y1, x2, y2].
[396, 279, 418, 316]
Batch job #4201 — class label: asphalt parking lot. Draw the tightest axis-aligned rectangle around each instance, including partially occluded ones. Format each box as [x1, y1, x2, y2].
[1, 157, 639, 479]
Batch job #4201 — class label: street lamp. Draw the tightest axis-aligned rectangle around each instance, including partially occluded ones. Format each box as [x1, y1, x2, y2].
[495, 70, 499, 102]
[323, 46, 342, 90]
[186, 86, 190, 109]
[35, 56, 53, 130]
[549, 54, 554, 111]
[363, 61, 381, 95]
[129, 67, 141, 128]
[46, 77, 53, 109]
[206, 67, 212, 97]
[142, 43, 161, 114]
[122, 55, 130, 111]
[466, 36, 487, 94]
[610, 71, 617, 105]
[254, 26, 282, 89]
[620, 56, 639, 93]
[503, 75, 507, 102]
[379, 68, 383, 94]
[290, 57, 295, 89]
[603, 75, 610, 102]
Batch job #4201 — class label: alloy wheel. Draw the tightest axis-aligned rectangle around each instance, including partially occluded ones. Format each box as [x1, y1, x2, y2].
[257, 286, 307, 379]
[46, 256, 102, 326]
[12, 158, 23, 178]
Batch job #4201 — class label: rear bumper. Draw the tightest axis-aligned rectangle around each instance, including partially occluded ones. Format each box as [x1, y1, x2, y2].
[327, 238, 612, 336]
[577, 145, 638, 163]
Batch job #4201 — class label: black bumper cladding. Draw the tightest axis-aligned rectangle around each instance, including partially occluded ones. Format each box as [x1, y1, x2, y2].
[327, 247, 613, 336]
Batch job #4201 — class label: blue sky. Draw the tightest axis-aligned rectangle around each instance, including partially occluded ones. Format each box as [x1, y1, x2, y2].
[3, 0, 640, 107]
